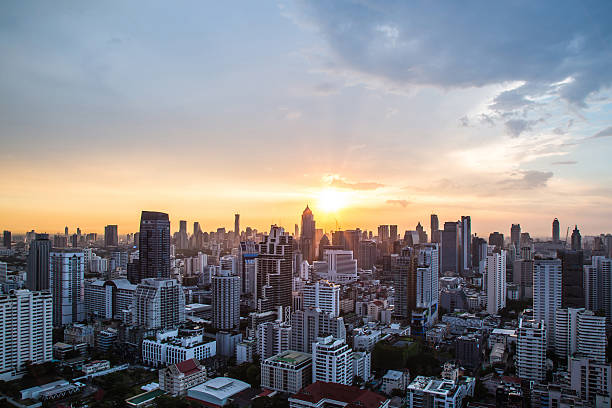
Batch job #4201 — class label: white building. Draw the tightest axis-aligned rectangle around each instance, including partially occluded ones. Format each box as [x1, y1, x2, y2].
[132, 278, 185, 330]
[312, 336, 352, 385]
[569, 356, 612, 404]
[261, 350, 312, 394]
[585, 256, 612, 321]
[187, 377, 250, 407]
[381, 370, 410, 395]
[485, 247, 506, 315]
[236, 338, 256, 364]
[303, 280, 340, 317]
[415, 244, 440, 328]
[407, 376, 475, 408]
[258, 321, 291, 360]
[352, 328, 382, 353]
[159, 358, 207, 396]
[556, 308, 606, 362]
[0, 290, 53, 379]
[516, 316, 546, 382]
[142, 329, 216, 367]
[533, 259, 562, 348]
[84, 279, 136, 319]
[290, 308, 346, 353]
[352, 351, 372, 383]
[211, 268, 240, 330]
[50, 250, 85, 326]
[316, 250, 358, 283]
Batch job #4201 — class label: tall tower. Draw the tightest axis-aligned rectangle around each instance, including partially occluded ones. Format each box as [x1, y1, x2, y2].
[138, 211, 171, 281]
[26, 234, 51, 291]
[430, 214, 439, 243]
[440, 221, 460, 275]
[132, 278, 185, 330]
[511, 224, 521, 251]
[571, 225, 581, 251]
[50, 249, 85, 326]
[104, 225, 118, 247]
[3, 231, 11, 250]
[533, 259, 562, 348]
[256, 226, 294, 313]
[234, 214, 240, 239]
[212, 268, 241, 331]
[460, 216, 472, 273]
[300, 206, 316, 263]
[552, 218, 560, 243]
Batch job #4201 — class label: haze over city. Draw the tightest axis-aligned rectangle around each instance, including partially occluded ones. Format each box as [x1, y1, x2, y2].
[1, 1, 612, 236]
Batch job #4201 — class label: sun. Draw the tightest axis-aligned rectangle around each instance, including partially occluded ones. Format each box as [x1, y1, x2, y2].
[317, 188, 349, 213]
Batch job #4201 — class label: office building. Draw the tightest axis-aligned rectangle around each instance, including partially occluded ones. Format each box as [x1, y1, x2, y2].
[430, 214, 439, 243]
[301, 206, 316, 263]
[176, 220, 188, 250]
[290, 308, 346, 353]
[569, 356, 612, 404]
[378, 225, 390, 242]
[358, 240, 377, 270]
[261, 351, 312, 394]
[0, 262, 6, 283]
[50, 249, 85, 326]
[257, 321, 291, 360]
[132, 278, 185, 330]
[533, 259, 562, 348]
[26, 233, 51, 291]
[585, 256, 612, 320]
[238, 241, 257, 297]
[516, 316, 546, 382]
[236, 338, 256, 364]
[552, 218, 560, 243]
[488, 232, 504, 249]
[3, 230, 11, 250]
[0, 290, 52, 380]
[460, 216, 471, 272]
[441, 222, 460, 275]
[303, 280, 340, 317]
[312, 336, 352, 385]
[389, 225, 398, 242]
[511, 224, 521, 252]
[316, 250, 358, 283]
[571, 225, 582, 251]
[256, 225, 293, 313]
[211, 268, 240, 331]
[84, 278, 137, 319]
[485, 247, 507, 315]
[138, 211, 171, 281]
[558, 249, 585, 309]
[142, 329, 216, 367]
[234, 214, 240, 239]
[104, 225, 118, 247]
[159, 358, 208, 396]
[512, 259, 533, 300]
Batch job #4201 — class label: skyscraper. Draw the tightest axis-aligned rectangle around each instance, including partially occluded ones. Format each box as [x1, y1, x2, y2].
[552, 218, 560, 243]
[290, 309, 346, 353]
[378, 225, 390, 242]
[430, 214, 439, 243]
[311, 336, 352, 385]
[26, 233, 51, 291]
[511, 224, 521, 251]
[2, 230, 11, 250]
[104, 225, 118, 247]
[132, 278, 186, 330]
[533, 259, 562, 348]
[389, 225, 398, 242]
[488, 232, 504, 249]
[256, 225, 293, 313]
[517, 316, 546, 382]
[50, 249, 85, 326]
[440, 222, 460, 275]
[559, 250, 585, 309]
[303, 280, 340, 317]
[486, 247, 507, 314]
[234, 213, 240, 239]
[571, 225, 581, 251]
[212, 268, 240, 331]
[138, 211, 171, 281]
[460, 216, 471, 273]
[300, 206, 316, 263]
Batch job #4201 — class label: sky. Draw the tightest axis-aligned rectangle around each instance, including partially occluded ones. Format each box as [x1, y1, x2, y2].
[1, 1, 612, 238]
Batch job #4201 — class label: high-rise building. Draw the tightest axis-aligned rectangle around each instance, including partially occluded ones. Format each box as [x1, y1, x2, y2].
[516, 315, 546, 382]
[261, 350, 312, 395]
[132, 278, 185, 330]
[104, 225, 118, 247]
[559, 250, 584, 309]
[416, 222, 427, 244]
[212, 268, 240, 331]
[2, 230, 11, 250]
[460, 216, 471, 273]
[430, 214, 439, 243]
[555, 308, 606, 362]
[488, 232, 504, 249]
[303, 280, 340, 318]
[256, 226, 294, 313]
[257, 321, 291, 360]
[441, 222, 460, 275]
[358, 240, 377, 270]
[290, 309, 346, 354]
[84, 278, 137, 319]
[571, 225, 582, 251]
[0, 262, 6, 282]
[533, 259, 562, 348]
[552, 218, 560, 243]
[485, 247, 507, 315]
[50, 249, 85, 326]
[378, 225, 390, 242]
[585, 256, 612, 320]
[300, 206, 316, 263]
[234, 214, 240, 239]
[393, 247, 415, 320]
[471, 236, 487, 274]
[138, 211, 171, 281]
[26, 233, 51, 291]
[510, 224, 521, 252]
[0, 290, 53, 378]
[389, 225, 398, 242]
[312, 336, 352, 385]
[412, 244, 440, 334]
[513, 259, 534, 300]
[569, 356, 612, 404]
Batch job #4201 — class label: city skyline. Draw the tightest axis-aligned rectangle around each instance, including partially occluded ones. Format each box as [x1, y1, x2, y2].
[2, 2, 612, 235]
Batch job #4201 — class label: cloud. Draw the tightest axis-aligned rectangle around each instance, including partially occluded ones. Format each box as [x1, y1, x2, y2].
[590, 126, 612, 139]
[295, 1, 612, 106]
[324, 174, 384, 190]
[386, 199, 409, 207]
[552, 160, 577, 165]
[499, 170, 553, 189]
[313, 82, 339, 95]
[278, 107, 302, 120]
[504, 118, 546, 137]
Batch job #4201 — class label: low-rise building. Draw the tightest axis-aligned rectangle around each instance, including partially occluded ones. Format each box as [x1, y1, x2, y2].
[159, 358, 207, 396]
[381, 369, 410, 395]
[82, 360, 110, 375]
[236, 338, 256, 364]
[407, 376, 475, 408]
[352, 351, 372, 383]
[261, 351, 312, 394]
[142, 329, 216, 367]
[289, 381, 389, 408]
[186, 377, 250, 408]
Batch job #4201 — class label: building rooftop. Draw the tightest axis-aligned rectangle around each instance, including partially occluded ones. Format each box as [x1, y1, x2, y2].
[268, 351, 311, 366]
[291, 381, 387, 408]
[188, 377, 250, 401]
[383, 370, 405, 380]
[126, 388, 165, 406]
[175, 359, 202, 376]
